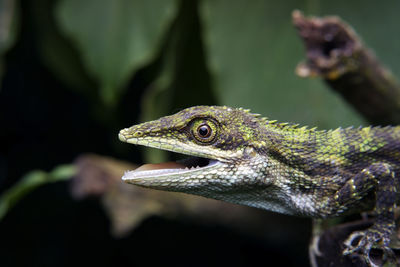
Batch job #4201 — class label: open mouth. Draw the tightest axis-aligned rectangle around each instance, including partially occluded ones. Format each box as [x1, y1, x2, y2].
[122, 156, 220, 181]
[118, 130, 223, 182]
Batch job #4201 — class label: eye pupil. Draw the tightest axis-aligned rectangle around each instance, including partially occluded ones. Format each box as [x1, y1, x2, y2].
[198, 125, 211, 137]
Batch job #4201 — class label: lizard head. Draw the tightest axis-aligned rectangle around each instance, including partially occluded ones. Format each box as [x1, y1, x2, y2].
[119, 105, 271, 201]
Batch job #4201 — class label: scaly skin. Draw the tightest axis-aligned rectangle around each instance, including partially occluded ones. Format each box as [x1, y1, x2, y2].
[119, 106, 400, 266]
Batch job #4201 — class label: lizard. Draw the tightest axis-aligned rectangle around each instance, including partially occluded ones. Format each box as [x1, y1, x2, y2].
[118, 105, 400, 266]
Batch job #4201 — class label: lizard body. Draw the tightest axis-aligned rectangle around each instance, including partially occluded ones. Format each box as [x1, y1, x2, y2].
[119, 106, 400, 266]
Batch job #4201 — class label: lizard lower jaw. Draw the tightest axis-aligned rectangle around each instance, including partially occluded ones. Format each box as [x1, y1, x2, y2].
[122, 157, 220, 181]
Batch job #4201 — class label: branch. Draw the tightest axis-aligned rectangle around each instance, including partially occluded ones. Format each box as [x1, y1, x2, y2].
[310, 219, 400, 267]
[293, 10, 400, 126]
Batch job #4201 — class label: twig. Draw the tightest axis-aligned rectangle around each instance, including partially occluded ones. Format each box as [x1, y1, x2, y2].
[293, 10, 400, 126]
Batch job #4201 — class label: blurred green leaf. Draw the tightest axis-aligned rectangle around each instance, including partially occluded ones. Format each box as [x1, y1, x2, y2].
[0, 165, 76, 221]
[0, 0, 18, 54]
[0, 0, 19, 85]
[30, 0, 97, 98]
[56, 0, 177, 106]
[200, 0, 364, 128]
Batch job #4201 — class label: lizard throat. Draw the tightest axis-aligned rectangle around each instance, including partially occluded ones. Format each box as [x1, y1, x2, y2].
[122, 157, 221, 180]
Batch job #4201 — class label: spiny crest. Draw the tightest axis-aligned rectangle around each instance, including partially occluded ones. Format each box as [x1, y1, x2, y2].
[263, 119, 320, 134]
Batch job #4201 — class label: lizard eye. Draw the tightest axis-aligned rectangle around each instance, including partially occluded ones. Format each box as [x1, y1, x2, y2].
[191, 120, 217, 143]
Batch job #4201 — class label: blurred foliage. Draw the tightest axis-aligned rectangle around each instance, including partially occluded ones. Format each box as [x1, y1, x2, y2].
[0, 165, 75, 221]
[0, 0, 19, 83]
[14, 0, 400, 131]
[2, 0, 400, 127]
[57, 0, 177, 106]
[0, 0, 18, 52]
